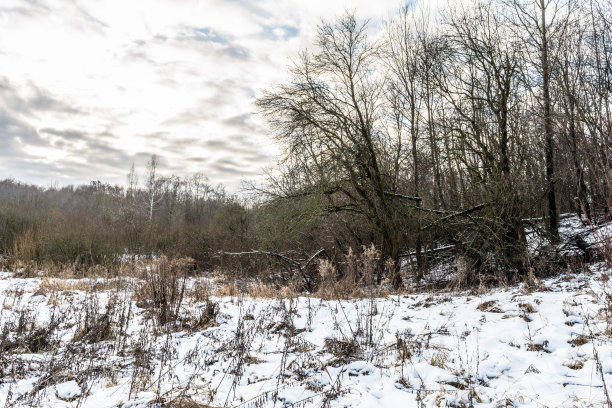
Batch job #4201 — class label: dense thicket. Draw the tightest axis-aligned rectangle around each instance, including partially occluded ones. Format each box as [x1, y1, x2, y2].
[0, 171, 250, 271]
[256, 0, 612, 286]
[0, 0, 610, 288]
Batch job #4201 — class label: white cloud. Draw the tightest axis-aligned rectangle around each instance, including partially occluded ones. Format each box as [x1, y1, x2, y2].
[0, 0, 421, 190]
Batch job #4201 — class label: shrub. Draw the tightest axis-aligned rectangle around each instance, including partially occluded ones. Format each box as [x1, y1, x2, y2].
[136, 256, 194, 326]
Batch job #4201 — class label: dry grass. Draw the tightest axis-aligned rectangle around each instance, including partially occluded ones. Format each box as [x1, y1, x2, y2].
[246, 282, 295, 298]
[568, 334, 589, 347]
[566, 360, 585, 370]
[316, 259, 339, 300]
[213, 281, 238, 297]
[154, 396, 217, 408]
[315, 245, 389, 300]
[477, 300, 504, 313]
[519, 302, 537, 313]
[430, 351, 449, 369]
[34, 277, 110, 295]
[324, 337, 360, 365]
[35, 278, 84, 294]
[526, 341, 550, 353]
[185, 279, 212, 303]
[522, 268, 542, 293]
[135, 256, 193, 326]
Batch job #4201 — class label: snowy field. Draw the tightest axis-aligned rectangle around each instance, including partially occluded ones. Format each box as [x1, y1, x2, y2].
[0, 264, 611, 407]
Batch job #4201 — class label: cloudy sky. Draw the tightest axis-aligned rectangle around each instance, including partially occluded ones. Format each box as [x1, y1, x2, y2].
[0, 0, 416, 190]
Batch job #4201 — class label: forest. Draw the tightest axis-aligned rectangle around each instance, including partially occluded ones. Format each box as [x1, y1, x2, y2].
[1, 0, 611, 292]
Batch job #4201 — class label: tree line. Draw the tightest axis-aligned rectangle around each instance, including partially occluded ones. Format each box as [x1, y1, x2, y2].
[256, 0, 611, 287]
[0, 159, 249, 270]
[0, 0, 610, 288]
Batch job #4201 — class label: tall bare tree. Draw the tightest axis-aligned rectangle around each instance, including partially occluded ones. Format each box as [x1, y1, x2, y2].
[437, 0, 529, 276]
[385, 5, 426, 275]
[145, 155, 164, 223]
[257, 13, 423, 287]
[507, 0, 572, 241]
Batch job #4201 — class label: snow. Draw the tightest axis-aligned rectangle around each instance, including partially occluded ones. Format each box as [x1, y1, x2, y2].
[526, 213, 612, 257]
[0, 268, 610, 407]
[55, 381, 81, 401]
[0, 216, 611, 407]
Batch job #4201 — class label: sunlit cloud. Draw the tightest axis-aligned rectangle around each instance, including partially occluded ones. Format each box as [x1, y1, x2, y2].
[0, 0, 410, 190]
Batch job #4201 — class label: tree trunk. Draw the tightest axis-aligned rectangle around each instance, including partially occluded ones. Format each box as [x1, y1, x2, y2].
[541, 1, 559, 241]
[382, 226, 402, 289]
[411, 95, 425, 280]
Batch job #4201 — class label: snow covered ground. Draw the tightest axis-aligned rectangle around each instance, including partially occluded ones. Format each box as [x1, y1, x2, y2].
[526, 213, 612, 257]
[0, 264, 611, 407]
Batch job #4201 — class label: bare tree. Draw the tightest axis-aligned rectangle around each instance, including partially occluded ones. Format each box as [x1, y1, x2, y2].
[126, 163, 138, 200]
[257, 12, 422, 287]
[385, 5, 434, 278]
[506, 0, 574, 241]
[555, 9, 592, 220]
[437, 0, 529, 277]
[145, 155, 164, 223]
[580, 0, 612, 219]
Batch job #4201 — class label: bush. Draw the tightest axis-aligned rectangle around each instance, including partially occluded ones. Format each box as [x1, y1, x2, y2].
[136, 256, 194, 326]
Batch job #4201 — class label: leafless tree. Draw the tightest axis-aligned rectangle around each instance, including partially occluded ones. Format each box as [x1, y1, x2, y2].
[435, 0, 530, 277]
[145, 155, 164, 223]
[257, 13, 425, 287]
[505, 0, 576, 241]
